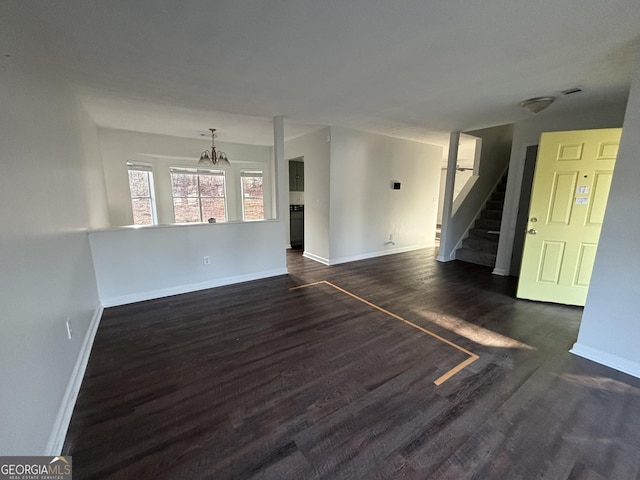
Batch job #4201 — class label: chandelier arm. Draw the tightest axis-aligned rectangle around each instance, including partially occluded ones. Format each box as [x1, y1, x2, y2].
[198, 128, 229, 166]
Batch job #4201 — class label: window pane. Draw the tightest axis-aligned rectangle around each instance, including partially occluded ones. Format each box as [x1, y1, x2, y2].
[128, 170, 150, 197]
[170, 169, 226, 223]
[128, 168, 156, 225]
[242, 175, 264, 220]
[173, 197, 201, 223]
[243, 198, 264, 220]
[131, 198, 152, 225]
[242, 175, 263, 197]
[171, 173, 198, 197]
[201, 198, 226, 222]
[199, 174, 225, 197]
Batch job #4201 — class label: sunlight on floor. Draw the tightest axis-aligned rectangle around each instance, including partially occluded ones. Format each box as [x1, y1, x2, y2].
[408, 308, 536, 351]
[560, 373, 640, 394]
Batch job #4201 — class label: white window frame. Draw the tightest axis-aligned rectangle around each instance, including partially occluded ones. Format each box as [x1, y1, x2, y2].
[170, 166, 227, 223]
[240, 169, 265, 221]
[127, 161, 158, 225]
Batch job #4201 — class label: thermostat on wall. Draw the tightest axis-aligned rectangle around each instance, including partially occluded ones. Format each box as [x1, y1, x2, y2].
[392, 181, 401, 190]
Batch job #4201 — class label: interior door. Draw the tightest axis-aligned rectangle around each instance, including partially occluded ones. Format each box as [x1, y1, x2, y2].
[517, 128, 621, 306]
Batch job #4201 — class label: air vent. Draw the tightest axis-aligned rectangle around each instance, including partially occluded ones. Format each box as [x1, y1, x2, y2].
[561, 87, 583, 96]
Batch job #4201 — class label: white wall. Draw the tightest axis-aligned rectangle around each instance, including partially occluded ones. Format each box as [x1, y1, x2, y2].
[77, 106, 110, 229]
[329, 127, 442, 264]
[0, 4, 103, 454]
[571, 50, 640, 377]
[494, 100, 628, 276]
[89, 222, 287, 306]
[285, 127, 331, 263]
[98, 128, 274, 226]
[437, 168, 475, 224]
[437, 169, 447, 224]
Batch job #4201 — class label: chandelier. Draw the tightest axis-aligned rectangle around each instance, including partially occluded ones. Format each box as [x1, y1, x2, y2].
[198, 128, 230, 166]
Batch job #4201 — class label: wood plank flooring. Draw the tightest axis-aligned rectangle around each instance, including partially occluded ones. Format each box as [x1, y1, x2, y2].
[63, 248, 640, 479]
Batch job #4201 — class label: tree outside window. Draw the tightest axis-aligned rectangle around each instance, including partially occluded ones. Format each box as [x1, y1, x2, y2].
[241, 170, 264, 221]
[127, 163, 157, 225]
[170, 168, 226, 223]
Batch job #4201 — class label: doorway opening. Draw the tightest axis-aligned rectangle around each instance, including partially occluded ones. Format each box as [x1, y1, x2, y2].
[288, 157, 304, 254]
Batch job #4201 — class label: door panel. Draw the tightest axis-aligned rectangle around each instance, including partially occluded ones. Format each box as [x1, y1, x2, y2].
[517, 128, 621, 306]
[538, 241, 565, 283]
[557, 143, 584, 161]
[585, 172, 612, 225]
[597, 141, 619, 159]
[574, 243, 597, 287]
[548, 172, 578, 224]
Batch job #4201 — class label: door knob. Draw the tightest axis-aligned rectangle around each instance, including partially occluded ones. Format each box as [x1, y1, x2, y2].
[527, 228, 537, 235]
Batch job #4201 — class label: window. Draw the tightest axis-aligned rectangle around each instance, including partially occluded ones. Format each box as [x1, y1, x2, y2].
[127, 162, 157, 225]
[170, 167, 226, 223]
[241, 170, 264, 221]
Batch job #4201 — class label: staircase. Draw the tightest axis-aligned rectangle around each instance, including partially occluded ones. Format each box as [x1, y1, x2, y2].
[455, 173, 507, 268]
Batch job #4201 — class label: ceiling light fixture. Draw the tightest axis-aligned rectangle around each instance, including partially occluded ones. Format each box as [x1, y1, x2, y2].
[198, 128, 230, 166]
[520, 96, 555, 114]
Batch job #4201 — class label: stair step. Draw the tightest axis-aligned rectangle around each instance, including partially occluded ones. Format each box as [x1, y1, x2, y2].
[486, 199, 504, 210]
[468, 228, 500, 240]
[456, 170, 506, 269]
[456, 248, 496, 268]
[462, 237, 499, 254]
[480, 209, 503, 220]
[474, 218, 502, 230]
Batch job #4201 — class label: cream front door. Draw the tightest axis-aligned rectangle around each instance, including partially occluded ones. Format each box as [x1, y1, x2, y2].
[517, 128, 621, 306]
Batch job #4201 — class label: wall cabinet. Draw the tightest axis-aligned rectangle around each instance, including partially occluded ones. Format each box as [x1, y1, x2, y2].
[289, 161, 304, 191]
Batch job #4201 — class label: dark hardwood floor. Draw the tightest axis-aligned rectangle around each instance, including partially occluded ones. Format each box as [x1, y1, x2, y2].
[63, 248, 640, 479]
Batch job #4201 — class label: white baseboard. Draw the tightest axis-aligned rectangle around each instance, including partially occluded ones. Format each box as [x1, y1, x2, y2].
[329, 244, 429, 266]
[46, 305, 103, 455]
[101, 268, 288, 307]
[492, 267, 509, 276]
[303, 245, 433, 266]
[302, 251, 330, 265]
[570, 343, 640, 380]
[436, 251, 456, 262]
[45, 267, 288, 454]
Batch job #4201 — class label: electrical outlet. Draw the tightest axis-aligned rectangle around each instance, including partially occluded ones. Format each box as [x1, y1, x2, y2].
[203, 256, 211, 265]
[66, 318, 72, 339]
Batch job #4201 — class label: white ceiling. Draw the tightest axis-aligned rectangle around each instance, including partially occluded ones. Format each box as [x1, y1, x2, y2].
[7, 0, 640, 148]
